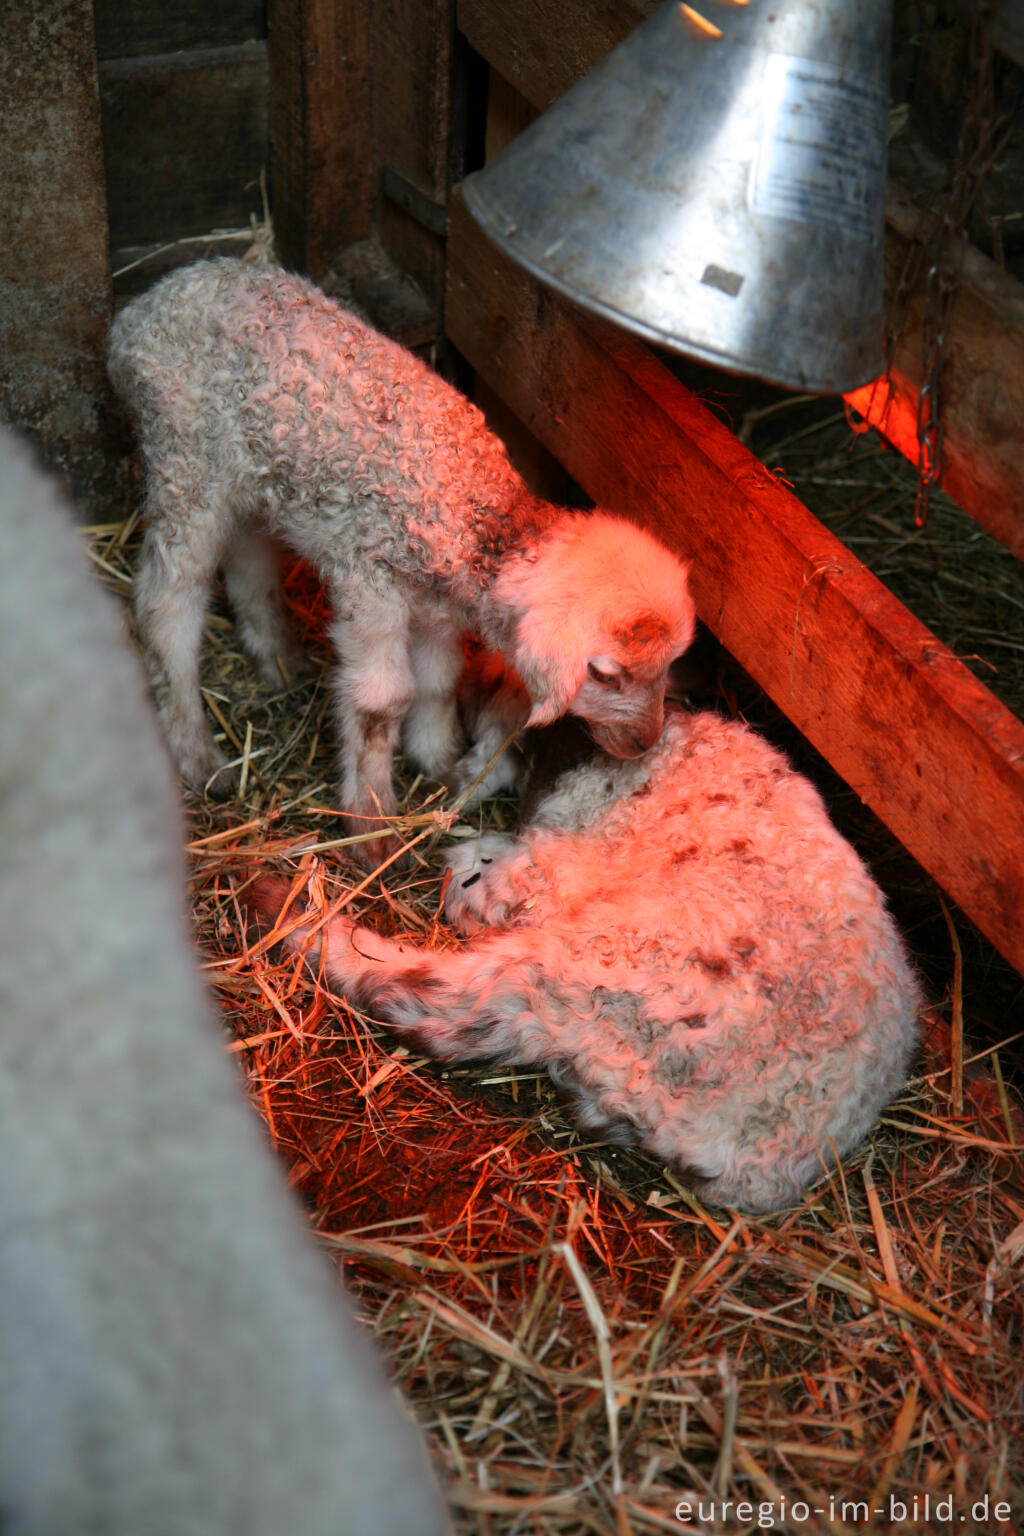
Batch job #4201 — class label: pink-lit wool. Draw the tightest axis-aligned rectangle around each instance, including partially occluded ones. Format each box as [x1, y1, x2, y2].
[108, 258, 694, 856]
[261, 709, 920, 1214]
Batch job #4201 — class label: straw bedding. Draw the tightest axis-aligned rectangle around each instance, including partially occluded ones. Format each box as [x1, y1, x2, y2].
[85, 409, 1024, 1534]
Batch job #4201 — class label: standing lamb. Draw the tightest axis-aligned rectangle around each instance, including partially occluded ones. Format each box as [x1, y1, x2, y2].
[256, 707, 921, 1215]
[107, 258, 694, 858]
[0, 427, 446, 1536]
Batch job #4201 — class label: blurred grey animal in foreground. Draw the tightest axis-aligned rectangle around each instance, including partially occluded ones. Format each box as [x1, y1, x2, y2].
[0, 427, 447, 1536]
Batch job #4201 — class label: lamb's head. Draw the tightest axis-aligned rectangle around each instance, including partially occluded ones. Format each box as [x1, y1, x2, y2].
[491, 511, 695, 759]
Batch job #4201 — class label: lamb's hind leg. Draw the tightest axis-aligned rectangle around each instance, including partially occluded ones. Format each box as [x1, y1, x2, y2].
[134, 489, 232, 795]
[255, 879, 555, 1063]
[443, 833, 533, 935]
[221, 522, 309, 688]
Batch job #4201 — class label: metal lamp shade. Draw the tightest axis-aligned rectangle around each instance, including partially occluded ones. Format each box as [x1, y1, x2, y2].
[461, 0, 891, 394]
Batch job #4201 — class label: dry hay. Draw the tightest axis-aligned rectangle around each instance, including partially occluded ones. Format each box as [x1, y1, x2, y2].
[741, 396, 1024, 724]
[84, 477, 1024, 1535]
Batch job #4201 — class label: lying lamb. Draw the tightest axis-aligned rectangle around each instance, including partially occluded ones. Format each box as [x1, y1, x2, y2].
[0, 427, 446, 1536]
[256, 707, 921, 1214]
[107, 257, 695, 858]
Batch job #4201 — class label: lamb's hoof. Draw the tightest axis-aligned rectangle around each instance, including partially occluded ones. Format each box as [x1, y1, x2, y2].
[444, 833, 516, 932]
[202, 766, 238, 801]
[259, 648, 314, 691]
[246, 876, 296, 944]
[345, 817, 413, 873]
[176, 741, 235, 800]
[450, 744, 522, 806]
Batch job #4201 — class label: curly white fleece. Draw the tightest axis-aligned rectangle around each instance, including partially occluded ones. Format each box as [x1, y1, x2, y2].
[108, 258, 694, 856]
[265, 709, 920, 1214]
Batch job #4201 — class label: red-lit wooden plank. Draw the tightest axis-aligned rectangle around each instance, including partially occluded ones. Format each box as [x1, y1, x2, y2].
[445, 191, 1024, 975]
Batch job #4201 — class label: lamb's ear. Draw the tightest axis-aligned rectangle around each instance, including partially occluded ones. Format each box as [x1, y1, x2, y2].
[525, 694, 566, 728]
[516, 646, 588, 729]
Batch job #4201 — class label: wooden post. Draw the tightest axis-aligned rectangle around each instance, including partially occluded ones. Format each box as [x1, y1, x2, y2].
[0, 0, 118, 511]
[268, 0, 374, 277]
[372, 0, 457, 320]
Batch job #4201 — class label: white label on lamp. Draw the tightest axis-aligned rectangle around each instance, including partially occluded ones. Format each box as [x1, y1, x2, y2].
[751, 54, 887, 241]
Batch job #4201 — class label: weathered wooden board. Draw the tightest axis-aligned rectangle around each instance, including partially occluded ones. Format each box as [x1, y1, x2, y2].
[1, 0, 118, 510]
[446, 192, 1024, 975]
[93, 0, 266, 62]
[100, 44, 270, 251]
[267, 0, 373, 277]
[458, 0, 649, 114]
[458, 0, 1024, 559]
[845, 188, 1024, 562]
[372, 0, 456, 319]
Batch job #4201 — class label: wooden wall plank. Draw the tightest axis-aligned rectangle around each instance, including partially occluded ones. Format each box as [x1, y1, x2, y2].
[268, 0, 373, 277]
[845, 187, 1024, 562]
[93, 0, 266, 62]
[372, 0, 456, 319]
[100, 44, 269, 251]
[0, 0, 118, 510]
[445, 192, 1024, 975]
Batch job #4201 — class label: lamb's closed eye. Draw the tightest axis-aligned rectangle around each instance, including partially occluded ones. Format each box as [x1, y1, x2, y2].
[587, 658, 624, 688]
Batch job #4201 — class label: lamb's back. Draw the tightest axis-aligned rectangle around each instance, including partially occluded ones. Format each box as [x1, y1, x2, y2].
[500, 711, 920, 1208]
[518, 711, 918, 1089]
[109, 258, 547, 585]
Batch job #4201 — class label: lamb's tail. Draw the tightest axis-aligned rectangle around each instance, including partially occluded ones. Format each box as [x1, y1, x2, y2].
[251, 876, 562, 1064]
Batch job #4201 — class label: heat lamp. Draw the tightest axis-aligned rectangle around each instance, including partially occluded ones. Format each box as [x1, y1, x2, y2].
[461, 0, 891, 394]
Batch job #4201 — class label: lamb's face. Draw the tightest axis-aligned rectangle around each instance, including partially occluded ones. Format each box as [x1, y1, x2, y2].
[565, 650, 670, 759]
[492, 510, 696, 755]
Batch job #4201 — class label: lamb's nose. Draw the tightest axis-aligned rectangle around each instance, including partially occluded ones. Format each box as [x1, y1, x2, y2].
[632, 715, 663, 753]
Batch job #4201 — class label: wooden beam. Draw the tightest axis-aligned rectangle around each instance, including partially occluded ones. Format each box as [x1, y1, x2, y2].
[458, 0, 648, 113]
[445, 191, 1024, 975]
[99, 44, 270, 252]
[267, 0, 373, 277]
[458, 0, 1024, 561]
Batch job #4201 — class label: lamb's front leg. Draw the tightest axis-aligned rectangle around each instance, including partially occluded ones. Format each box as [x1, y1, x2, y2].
[134, 491, 233, 795]
[329, 585, 414, 864]
[402, 603, 464, 781]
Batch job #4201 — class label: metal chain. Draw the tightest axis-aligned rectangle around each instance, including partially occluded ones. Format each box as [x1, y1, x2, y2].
[889, 0, 1017, 525]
